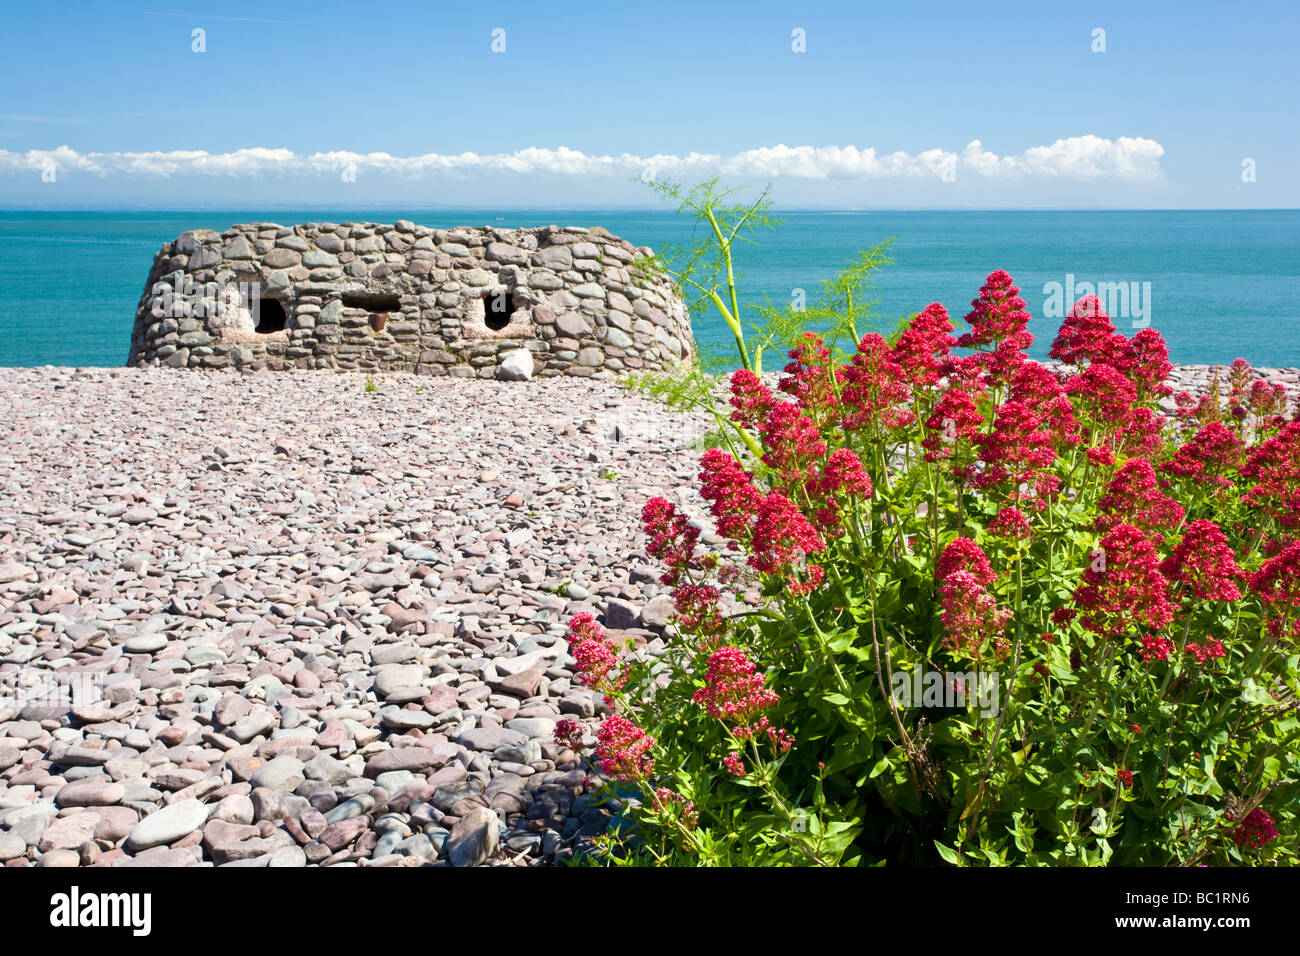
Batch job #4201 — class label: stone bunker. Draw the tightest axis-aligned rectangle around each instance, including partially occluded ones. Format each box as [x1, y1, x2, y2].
[128, 221, 694, 378]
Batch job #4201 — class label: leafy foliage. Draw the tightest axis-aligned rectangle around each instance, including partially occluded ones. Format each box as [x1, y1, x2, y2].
[563, 185, 1299, 866]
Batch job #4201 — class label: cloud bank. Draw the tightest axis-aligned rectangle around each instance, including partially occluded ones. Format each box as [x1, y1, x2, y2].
[0, 136, 1164, 183]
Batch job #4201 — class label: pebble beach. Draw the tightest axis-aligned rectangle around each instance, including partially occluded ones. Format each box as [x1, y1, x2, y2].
[0, 366, 712, 867]
[1, 361, 1296, 868]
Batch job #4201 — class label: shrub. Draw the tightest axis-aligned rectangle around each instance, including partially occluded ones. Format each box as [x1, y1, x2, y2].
[568, 274, 1299, 867]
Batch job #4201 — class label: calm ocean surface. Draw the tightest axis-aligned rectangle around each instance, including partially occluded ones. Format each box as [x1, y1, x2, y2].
[0, 209, 1296, 368]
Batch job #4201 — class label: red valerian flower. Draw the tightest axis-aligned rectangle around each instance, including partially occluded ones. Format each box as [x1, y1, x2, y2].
[1009, 361, 1080, 443]
[958, 270, 1034, 387]
[839, 333, 913, 435]
[1225, 357, 1258, 422]
[922, 386, 984, 463]
[641, 496, 700, 586]
[674, 583, 728, 650]
[937, 570, 1012, 657]
[699, 448, 764, 543]
[650, 788, 699, 828]
[807, 448, 873, 537]
[1247, 379, 1290, 428]
[1185, 640, 1227, 664]
[1116, 406, 1167, 459]
[1231, 807, 1280, 849]
[728, 368, 777, 431]
[760, 401, 828, 487]
[1094, 458, 1185, 540]
[1066, 362, 1138, 429]
[988, 506, 1034, 541]
[567, 612, 626, 702]
[1117, 768, 1133, 787]
[1248, 541, 1300, 641]
[1087, 445, 1116, 468]
[693, 645, 780, 723]
[780, 332, 838, 423]
[892, 302, 956, 390]
[815, 447, 873, 499]
[973, 399, 1060, 494]
[595, 714, 655, 781]
[1121, 328, 1175, 402]
[1162, 421, 1245, 488]
[1049, 295, 1116, 367]
[722, 751, 746, 777]
[748, 490, 826, 593]
[553, 718, 585, 751]
[937, 537, 998, 586]
[1160, 519, 1243, 602]
[1242, 420, 1300, 530]
[766, 726, 795, 753]
[1072, 524, 1176, 640]
[935, 538, 1009, 656]
[1142, 634, 1174, 662]
[1052, 606, 1078, 627]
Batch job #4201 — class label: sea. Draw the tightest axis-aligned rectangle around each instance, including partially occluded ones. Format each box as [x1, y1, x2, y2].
[0, 209, 1296, 369]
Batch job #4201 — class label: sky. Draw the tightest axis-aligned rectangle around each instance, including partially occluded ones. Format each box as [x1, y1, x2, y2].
[0, 0, 1296, 209]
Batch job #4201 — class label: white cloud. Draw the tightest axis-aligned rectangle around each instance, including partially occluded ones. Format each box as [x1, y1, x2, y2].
[0, 136, 1164, 182]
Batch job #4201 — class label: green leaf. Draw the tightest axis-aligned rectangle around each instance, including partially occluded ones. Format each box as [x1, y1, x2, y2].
[934, 841, 962, 866]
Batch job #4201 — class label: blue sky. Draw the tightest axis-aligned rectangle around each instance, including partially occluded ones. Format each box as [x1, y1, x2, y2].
[0, 0, 1296, 208]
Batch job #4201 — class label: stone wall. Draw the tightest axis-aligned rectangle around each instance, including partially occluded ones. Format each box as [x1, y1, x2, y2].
[127, 221, 694, 378]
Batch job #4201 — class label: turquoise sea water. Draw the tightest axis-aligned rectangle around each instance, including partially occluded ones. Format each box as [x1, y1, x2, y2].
[0, 210, 1296, 368]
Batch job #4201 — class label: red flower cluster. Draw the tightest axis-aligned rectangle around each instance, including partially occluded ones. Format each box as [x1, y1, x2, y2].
[988, 506, 1034, 541]
[1073, 524, 1176, 641]
[1067, 362, 1138, 430]
[749, 491, 827, 593]
[699, 448, 764, 543]
[1162, 421, 1245, 488]
[780, 333, 838, 425]
[1248, 541, 1300, 641]
[922, 386, 984, 464]
[642, 496, 700, 585]
[936, 537, 997, 585]
[1242, 421, 1300, 530]
[553, 718, 585, 751]
[595, 714, 655, 782]
[1116, 328, 1175, 403]
[958, 270, 1033, 387]
[693, 645, 781, 734]
[839, 333, 913, 434]
[1049, 296, 1172, 405]
[567, 612, 626, 703]
[1094, 458, 1185, 540]
[892, 302, 956, 390]
[935, 538, 1009, 656]
[1049, 295, 1115, 367]
[1231, 807, 1280, 849]
[674, 583, 727, 650]
[1160, 520, 1243, 602]
[808, 448, 873, 537]
[728, 368, 777, 431]
[760, 401, 828, 487]
[1185, 640, 1226, 664]
[1142, 634, 1175, 662]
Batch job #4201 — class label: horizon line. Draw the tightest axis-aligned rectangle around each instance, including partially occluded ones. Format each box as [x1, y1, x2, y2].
[1, 205, 1296, 214]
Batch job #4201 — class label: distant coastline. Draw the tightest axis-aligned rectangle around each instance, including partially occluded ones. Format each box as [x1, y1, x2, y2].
[2, 209, 1298, 369]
